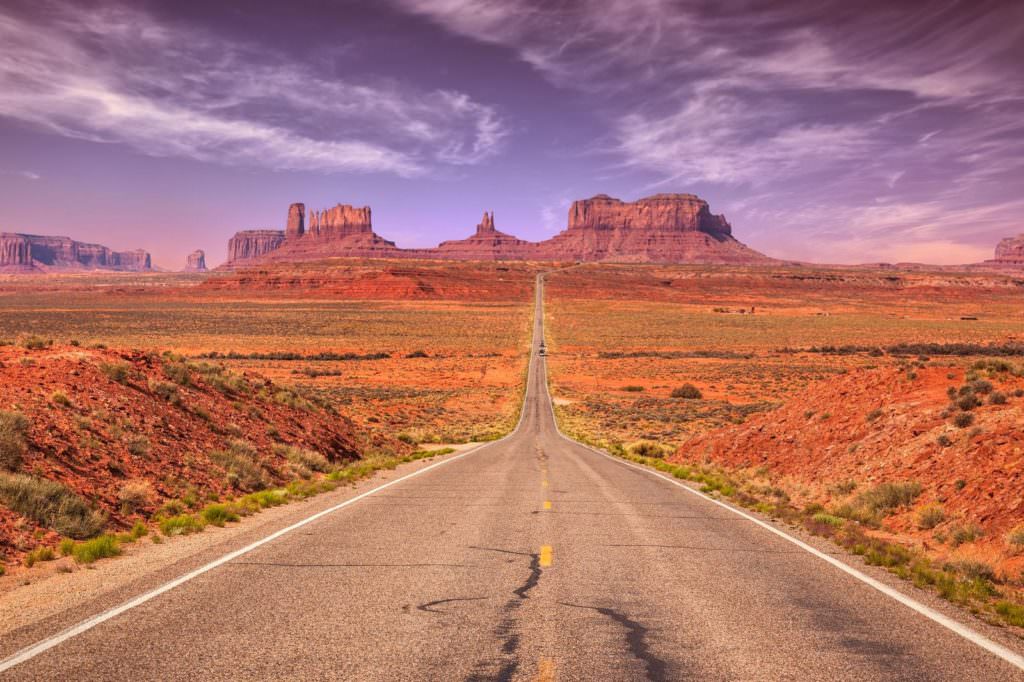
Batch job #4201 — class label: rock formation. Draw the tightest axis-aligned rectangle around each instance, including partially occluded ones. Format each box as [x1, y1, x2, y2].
[223, 193, 773, 266]
[226, 203, 398, 266]
[227, 230, 287, 263]
[984, 234, 1024, 268]
[184, 250, 207, 272]
[434, 212, 536, 260]
[306, 204, 373, 240]
[0, 234, 31, 269]
[0, 233, 151, 272]
[285, 203, 305, 240]
[539, 194, 765, 263]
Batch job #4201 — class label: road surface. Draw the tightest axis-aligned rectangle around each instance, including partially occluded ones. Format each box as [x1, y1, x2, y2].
[2, 275, 1023, 680]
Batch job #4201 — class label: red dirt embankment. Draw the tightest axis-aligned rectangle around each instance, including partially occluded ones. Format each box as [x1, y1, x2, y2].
[0, 343, 395, 566]
[674, 362, 1024, 575]
[198, 259, 542, 300]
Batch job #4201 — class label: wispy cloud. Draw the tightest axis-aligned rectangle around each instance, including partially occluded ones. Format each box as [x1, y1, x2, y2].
[1, 170, 41, 180]
[0, 3, 507, 176]
[392, 0, 1024, 262]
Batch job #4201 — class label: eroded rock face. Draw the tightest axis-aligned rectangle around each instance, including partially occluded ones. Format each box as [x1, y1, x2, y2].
[285, 203, 305, 240]
[113, 249, 152, 271]
[184, 250, 207, 272]
[226, 203, 391, 265]
[540, 194, 767, 263]
[223, 193, 772, 266]
[227, 230, 286, 263]
[307, 204, 372, 239]
[0, 233, 32, 269]
[988, 235, 1024, 267]
[434, 212, 536, 260]
[567, 193, 731, 236]
[0, 233, 151, 271]
[477, 211, 495, 234]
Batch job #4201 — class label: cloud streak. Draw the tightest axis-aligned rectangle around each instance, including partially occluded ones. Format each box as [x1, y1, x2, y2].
[393, 0, 1024, 262]
[0, 3, 507, 176]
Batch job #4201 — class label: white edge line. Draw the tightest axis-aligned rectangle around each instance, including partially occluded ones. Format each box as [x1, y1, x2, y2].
[0, 279, 546, 672]
[536, 277, 1024, 673]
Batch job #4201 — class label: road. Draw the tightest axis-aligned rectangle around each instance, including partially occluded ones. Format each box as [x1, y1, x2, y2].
[2, 275, 1023, 680]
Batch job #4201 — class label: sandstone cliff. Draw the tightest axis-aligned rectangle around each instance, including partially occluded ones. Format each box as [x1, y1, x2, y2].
[0, 233, 151, 272]
[539, 194, 766, 263]
[223, 193, 773, 266]
[226, 203, 398, 266]
[984, 234, 1024, 268]
[184, 250, 207, 272]
[0, 234, 31, 270]
[227, 230, 286, 264]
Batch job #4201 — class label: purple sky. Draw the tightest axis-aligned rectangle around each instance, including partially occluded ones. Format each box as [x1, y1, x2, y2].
[1, 0, 1022, 269]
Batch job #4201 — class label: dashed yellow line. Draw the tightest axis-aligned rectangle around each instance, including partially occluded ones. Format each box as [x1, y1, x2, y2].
[542, 479, 549, 488]
[539, 545, 553, 567]
[543, 500, 552, 510]
[536, 657, 556, 681]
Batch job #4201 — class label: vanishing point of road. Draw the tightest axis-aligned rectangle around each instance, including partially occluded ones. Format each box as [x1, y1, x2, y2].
[2, 275, 1023, 680]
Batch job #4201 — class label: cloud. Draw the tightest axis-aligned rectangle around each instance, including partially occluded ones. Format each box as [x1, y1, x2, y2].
[0, 3, 507, 176]
[1, 170, 41, 180]
[393, 0, 1024, 262]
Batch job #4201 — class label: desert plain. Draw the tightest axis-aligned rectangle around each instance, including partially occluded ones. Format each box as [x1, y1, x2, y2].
[3, 257, 1024, 641]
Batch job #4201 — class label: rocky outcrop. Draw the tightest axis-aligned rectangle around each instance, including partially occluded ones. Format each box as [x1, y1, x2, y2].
[226, 203, 397, 266]
[434, 212, 536, 260]
[0, 234, 32, 269]
[223, 193, 773, 266]
[0, 233, 151, 272]
[567, 193, 731, 236]
[539, 193, 766, 263]
[112, 249, 152, 271]
[184, 250, 207, 272]
[227, 230, 286, 264]
[984, 234, 1024, 268]
[307, 204, 373, 240]
[285, 203, 305, 240]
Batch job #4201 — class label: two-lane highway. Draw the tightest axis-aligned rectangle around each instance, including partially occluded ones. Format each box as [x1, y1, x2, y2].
[2, 275, 1023, 680]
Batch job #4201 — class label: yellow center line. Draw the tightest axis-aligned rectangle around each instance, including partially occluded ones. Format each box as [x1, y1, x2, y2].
[543, 500, 552, 510]
[542, 480, 549, 488]
[536, 657, 556, 681]
[539, 545, 553, 567]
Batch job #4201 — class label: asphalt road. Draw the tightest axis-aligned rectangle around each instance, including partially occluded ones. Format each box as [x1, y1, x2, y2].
[3, 276, 1024, 680]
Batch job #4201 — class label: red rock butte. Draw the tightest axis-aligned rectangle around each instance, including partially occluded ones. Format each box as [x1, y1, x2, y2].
[0, 233, 151, 272]
[984, 234, 1024, 268]
[183, 249, 208, 273]
[224, 193, 774, 266]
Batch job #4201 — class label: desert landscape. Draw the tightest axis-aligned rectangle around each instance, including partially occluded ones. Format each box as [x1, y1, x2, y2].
[4, 245, 1024, 632]
[3, 1, 1024, 679]
[2, 193, 1024, 659]
[544, 263, 1024, 624]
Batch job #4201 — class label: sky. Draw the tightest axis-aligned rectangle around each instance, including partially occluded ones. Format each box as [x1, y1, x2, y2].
[0, 0, 1022, 269]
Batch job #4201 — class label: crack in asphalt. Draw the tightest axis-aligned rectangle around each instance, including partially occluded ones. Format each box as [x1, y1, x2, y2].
[417, 597, 489, 613]
[560, 602, 668, 681]
[464, 546, 545, 682]
[513, 552, 542, 600]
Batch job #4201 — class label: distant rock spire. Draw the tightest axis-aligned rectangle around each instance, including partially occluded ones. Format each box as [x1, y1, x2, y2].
[477, 211, 496, 235]
[286, 203, 305, 239]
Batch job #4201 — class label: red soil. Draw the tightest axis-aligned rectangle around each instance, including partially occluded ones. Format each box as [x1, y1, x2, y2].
[197, 259, 543, 300]
[675, 363, 1024, 575]
[0, 344, 396, 566]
